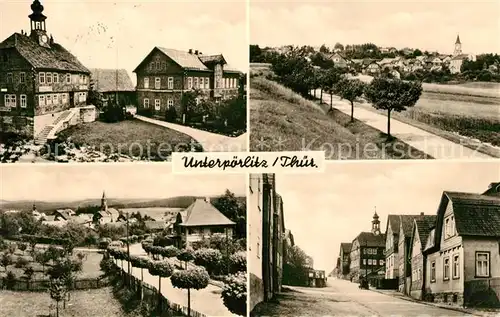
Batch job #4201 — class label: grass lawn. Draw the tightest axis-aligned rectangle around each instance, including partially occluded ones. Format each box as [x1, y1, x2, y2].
[250, 76, 430, 160]
[0, 249, 103, 280]
[57, 119, 199, 160]
[0, 287, 128, 317]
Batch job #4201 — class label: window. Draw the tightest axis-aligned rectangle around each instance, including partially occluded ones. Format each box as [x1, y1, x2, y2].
[39, 73, 45, 84]
[368, 259, 372, 265]
[194, 77, 198, 89]
[53, 94, 58, 103]
[417, 268, 421, 281]
[144, 77, 149, 89]
[39, 95, 45, 106]
[4, 94, 16, 107]
[53, 73, 58, 84]
[46, 73, 52, 84]
[66, 73, 71, 84]
[452, 254, 460, 279]
[445, 216, 456, 238]
[363, 259, 367, 265]
[443, 257, 450, 280]
[154, 99, 160, 110]
[62, 94, 67, 103]
[143, 98, 150, 108]
[20, 94, 27, 108]
[167, 77, 173, 89]
[476, 252, 490, 277]
[155, 77, 161, 89]
[161, 62, 166, 70]
[156, 61, 160, 70]
[167, 99, 173, 108]
[46, 94, 52, 105]
[7, 73, 13, 84]
[430, 261, 436, 282]
[187, 77, 193, 89]
[205, 77, 209, 89]
[380, 259, 384, 266]
[20, 72, 25, 83]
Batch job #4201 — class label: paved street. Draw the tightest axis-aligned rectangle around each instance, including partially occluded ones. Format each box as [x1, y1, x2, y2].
[123, 244, 232, 317]
[252, 278, 473, 317]
[136, 115, 247, 152]
[314, 90, 493, 159]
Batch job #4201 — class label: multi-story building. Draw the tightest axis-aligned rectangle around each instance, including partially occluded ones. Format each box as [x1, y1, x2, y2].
[249, 174, 285, 313]
[349, 212, 386, 283]
[337, 242, 352, 279]
[0, 0, 90, 139]
[133, 47, 242, 119]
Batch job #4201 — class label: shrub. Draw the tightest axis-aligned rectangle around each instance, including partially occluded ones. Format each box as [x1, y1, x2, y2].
[165, 106, 178, 123]
[4, 271, 17, 290]
[171, 266, 210, 290]
[15, 256, 29, 268]
[101, 103, 126, 123]
[147, 260, 174, 278]
[177, 248, 194, 268]
[221, 272, 247, 316]
[193, 248, 223, 275]
[160, 245, 180, 258]
[229, 251, 246, 273]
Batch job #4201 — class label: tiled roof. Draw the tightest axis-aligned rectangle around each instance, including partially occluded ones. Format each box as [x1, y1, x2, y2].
[354, 232, 386, 247]
[482, 183, 500, 196]
[198, 54, 226, 65]
[414, 215, 437, 250]
[156, 47, 209, 70]
[90, 68, 134, 92]
[340, 242, 352, 253]
[451, 54, 469, 61]
[179, 199, 235, 227]
[400, 215, 419, 237]
[0, 33, 89, 73]
[446, 191, 500, 237]
[387, 215, 401, 234]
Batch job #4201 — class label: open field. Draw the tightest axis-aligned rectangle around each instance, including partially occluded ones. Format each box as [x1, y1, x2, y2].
[57, 119, 197, 160]
[250, 76, 430, 159]
[0, 287, 127, 317]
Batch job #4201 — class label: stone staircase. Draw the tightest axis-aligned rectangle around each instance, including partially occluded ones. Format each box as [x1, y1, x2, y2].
[34, 110, 72, 145]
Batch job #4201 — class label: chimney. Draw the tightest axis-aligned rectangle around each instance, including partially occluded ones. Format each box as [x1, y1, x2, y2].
[420, 212, 424, 216]
[195, 50, 199, 55]
[188, 49, 193, 54]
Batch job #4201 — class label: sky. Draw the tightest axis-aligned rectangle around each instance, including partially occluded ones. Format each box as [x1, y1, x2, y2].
[251, 0, 500, 55]
[0, 0, 248, 85]
[276, 161, 500, 272]
[0, 164, 246, 201]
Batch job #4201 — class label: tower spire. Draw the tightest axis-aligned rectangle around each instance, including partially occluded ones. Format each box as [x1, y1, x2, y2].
[371, 206, 380, 235]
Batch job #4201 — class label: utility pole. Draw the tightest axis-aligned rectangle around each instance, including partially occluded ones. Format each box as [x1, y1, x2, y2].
[126, 212, 131, 285]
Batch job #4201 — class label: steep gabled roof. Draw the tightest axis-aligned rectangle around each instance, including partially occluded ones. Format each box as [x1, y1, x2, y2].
[133, 47, 209, 73]
[0, 33, 89, 73]
[414, 215, 437, 250]
[90, 68, 134, 92]
[354, 232, 386, 247]
[400, 215, 419, 237]
[482, 183, 500, 196]
[179, 199, 235, 227]
[386, 215, 401, 236]
[340, 242, 352, 254]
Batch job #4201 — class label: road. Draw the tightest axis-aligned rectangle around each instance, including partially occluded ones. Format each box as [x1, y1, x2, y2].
[314, 90, 493, 159]
[252, 278, 474, 317]
[122, 243, 232, 317]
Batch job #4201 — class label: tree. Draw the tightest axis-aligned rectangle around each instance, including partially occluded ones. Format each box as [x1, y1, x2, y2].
[249, 44, 263, 63]
[412, 49, 423, 57]
[24, 265, 35, 290]
[50, 279, 65, 317]
[220, 272, 246, 316]
[165, 105, 178, 123]
[0, 253, 13, 271]
[334, 78, 365, 122]
[193, 248, 223, 276]
[319, 44, 330, 54]
[7, 243, 16, 255]
[171, 266, 210, 317]
[160, 245, 179, 259]
[177, 248, 194, 269]
[17, 242, 27, 254]
[229, 251, 246, 274]
[321, 68, 342, 107]
[130, 256, 150, 300]
[334, 42, 344, 51]
[364, 77, 422, 138]
[212, 190, 246, 240]
[282, 245, 310, 286]
[87, 79, 103, 109]
[147, 260, 174, 310]
[181, 90, 201, 122]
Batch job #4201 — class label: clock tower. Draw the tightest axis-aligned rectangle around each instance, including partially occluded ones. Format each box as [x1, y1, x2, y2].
[28, 0, 50, 48]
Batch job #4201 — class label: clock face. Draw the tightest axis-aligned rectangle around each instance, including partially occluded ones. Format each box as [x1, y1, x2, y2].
[41, 35, 48, 44]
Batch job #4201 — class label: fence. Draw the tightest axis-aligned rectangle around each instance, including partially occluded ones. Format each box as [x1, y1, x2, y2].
[465, 277, 500, 307]
[113, 263, 206, 317]
[0, 276, 108, 292]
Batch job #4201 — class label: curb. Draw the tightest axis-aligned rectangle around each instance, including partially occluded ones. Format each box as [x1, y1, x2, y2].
[370, 289, 488, 317]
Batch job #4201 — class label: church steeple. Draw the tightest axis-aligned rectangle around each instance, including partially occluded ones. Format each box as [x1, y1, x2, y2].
[371, 208, 381, 235]
[28, 0, 50, 47]
[454, 34, 462, 56]
[101, 191, 108, 212]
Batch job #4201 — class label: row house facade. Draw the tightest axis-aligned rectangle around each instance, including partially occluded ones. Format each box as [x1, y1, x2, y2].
[336, 242, 352, 279]
[422, 184, 500, 307]
[349, 212, 386, 283]
[249, 174, 285, 313]
[133, 47, 242, 119]
[0, 0, 90, 138]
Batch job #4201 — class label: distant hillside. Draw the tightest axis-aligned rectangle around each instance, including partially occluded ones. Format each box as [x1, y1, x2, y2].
[0, 195, 246, 214]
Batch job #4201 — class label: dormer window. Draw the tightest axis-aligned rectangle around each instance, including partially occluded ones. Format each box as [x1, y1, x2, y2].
[445, 216, 456, 239]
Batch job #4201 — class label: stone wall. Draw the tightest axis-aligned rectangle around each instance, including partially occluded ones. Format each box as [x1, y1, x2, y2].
[249, 272, 264, 313]
[429, 291, 464, 307]
[0, 113, 34, 139]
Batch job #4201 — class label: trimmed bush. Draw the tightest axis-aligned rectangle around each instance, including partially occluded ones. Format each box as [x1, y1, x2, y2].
[229, 251, 246, 273]
[193, 248, 223, 275]
[221, 272, 247, 316]
[160, 245, 180, 258]
[171, 266, 210, 290]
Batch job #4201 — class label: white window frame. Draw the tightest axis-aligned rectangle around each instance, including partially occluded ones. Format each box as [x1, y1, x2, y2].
[53, 73, 58, 84]
[143, 98, 150, 108]
[66, 73, 71, 84]
[62, 94, 67, 103]
[46, 73, 52, 84]
[19, 72, 25, 83]
[363, 259, 367, 265]
[368, 259, 372, 265]
[476, 252, 490, 277]
[46, 94, 52, 105]
[144, 77, 149, 89]
[154, 99, 160, 110]
[6, 73, 13, 84]
[205, 77, 209, 89]
[155, 77, 161, 89]
[167, 77, 173, 89]
[187, 77, 193, 89]
[5, 94, 16, 107]
[430, 261, 436, 282]
[20, 94, 27, 108]
[53, 94, 58, 104]
[444, 257, 450, 280]
[39, 72, 45, 85]
[194, 77, 198, 89]
[453, 254, 460, 279]
[39, 95, 45, 106]
[167, 99, 174, 108]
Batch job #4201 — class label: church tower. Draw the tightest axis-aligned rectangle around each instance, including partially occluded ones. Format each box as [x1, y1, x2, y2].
[28, 0, 50, 48]
[371, 210, 381, 236]
[454, 34, 462, 56]
[101, 191, 108, 213]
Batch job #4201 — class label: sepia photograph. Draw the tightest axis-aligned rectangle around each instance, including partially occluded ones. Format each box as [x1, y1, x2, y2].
[249, 0, 500, 160]
[0, 164, 247, 317]
[249, 162, 500, 316]
[0, 0, 248, 163]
